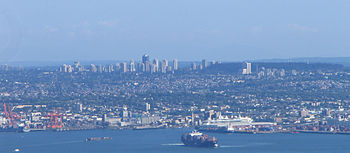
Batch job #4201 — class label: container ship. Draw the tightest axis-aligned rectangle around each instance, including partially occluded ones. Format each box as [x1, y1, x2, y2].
[181, 130, 218, 147]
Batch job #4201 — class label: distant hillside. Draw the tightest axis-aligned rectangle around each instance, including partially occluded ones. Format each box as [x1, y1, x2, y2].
[253, 57, 350, 66]
[204, 62, 345, 74]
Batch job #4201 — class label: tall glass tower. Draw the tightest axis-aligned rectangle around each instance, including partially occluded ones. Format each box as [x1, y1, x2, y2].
[142, 54, 150, 64]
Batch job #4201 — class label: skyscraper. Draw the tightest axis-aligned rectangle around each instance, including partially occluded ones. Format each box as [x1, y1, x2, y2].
[115, 63, 121, 72]
[191, 62, 197, 70]
[146, 103, 151, 112]
[246, 62, 252, 74]
[74, 61, 80, 68]
[167, 66, 172, 72]
[199, 64, 203, 70]
[138, 63, 145, 72]
[163, 59, 168, 67]
[151, 64, 156, 73]
[145, 62, 151, 72]
[161, 59, 168, 73]
[121, 62, 128, 73]
[173, 59, 178, 71]
[90, 64, 97, 72]
[98, 65, 103, 73]
[153, 59, 159, 72]
[73, 61, 83, 72]
[130, 60, 136, 72]
[243, 62, 252, 75]
[142, 54, 150, 64]
[202, 59, 207, 68]
[108, 64, 114, 72]
[68, 65, 73, 73]
[62, 64, 68, 72]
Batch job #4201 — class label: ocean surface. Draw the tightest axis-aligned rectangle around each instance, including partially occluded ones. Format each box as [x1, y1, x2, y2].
[1, 128, 350, 153]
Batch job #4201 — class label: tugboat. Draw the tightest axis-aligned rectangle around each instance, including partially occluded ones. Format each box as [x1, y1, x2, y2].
[181, 130, 218, 147]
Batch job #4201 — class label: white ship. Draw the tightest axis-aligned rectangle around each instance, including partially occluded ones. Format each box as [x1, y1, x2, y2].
[199, 115, 276, 133]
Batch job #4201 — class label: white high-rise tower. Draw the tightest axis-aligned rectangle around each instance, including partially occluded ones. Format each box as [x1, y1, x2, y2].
[243, 62, 252, 74]
[246, 62, 252, 74]
[173, 59, 178, 71]
[130, 60, 136, 72]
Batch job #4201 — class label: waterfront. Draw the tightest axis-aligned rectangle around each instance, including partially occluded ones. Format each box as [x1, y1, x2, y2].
[1, 128, 350, 153]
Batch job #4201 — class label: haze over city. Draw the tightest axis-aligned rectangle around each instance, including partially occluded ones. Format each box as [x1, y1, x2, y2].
[3, 1, 350, 153]
[1, 0, 350, 62]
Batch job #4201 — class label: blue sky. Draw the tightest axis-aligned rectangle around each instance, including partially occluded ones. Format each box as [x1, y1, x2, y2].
[1, 0, 350, 62]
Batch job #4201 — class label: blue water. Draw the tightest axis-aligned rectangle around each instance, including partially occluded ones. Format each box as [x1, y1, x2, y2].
[1, 128, 350, 153]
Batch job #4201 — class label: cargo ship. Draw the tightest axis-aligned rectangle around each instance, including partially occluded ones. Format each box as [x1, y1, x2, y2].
[181, 130, 218, 147]
[85, 137, 112, 142]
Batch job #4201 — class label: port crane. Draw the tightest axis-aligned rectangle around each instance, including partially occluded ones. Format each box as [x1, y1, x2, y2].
[47, 110, 63, 129]
[2, 103, 18, 127]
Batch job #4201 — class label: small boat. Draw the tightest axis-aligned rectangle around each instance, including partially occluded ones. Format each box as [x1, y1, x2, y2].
[85, 137, 112, 142]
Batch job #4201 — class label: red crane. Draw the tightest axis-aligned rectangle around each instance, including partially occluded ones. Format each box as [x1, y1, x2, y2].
[2, 103, 16, 127]
[47, 110, 63, 129]
[3, 103, 9, 119]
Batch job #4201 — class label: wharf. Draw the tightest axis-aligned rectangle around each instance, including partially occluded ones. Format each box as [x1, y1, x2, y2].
[296, 130, 350, 135]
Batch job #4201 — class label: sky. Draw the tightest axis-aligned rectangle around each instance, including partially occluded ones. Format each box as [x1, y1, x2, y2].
[1, 0, 350, 62]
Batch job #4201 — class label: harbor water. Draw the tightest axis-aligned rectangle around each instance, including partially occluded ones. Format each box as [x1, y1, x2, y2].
[1, 128, 350, 153]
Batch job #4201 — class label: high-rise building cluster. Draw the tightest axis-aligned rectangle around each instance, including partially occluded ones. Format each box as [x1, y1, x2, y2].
[59, 54, 180, 73]
[190, 60, 218, 71]
[242, 62, 252, 75]
[60, 62, 83, 73]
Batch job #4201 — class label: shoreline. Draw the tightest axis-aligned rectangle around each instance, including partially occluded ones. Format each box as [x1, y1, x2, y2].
[4, 126, 350, 136]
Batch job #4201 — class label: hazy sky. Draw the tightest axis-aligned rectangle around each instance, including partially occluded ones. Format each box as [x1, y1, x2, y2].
[1, 0, 350, 62]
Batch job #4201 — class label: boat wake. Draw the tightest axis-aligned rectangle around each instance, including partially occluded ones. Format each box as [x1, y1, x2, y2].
[162, 142, 273, 148]
[23, 140, 83, 147]
[220, 142, 274, 148]
[220, 145, 247, 148]
[161, 143, 184, 146]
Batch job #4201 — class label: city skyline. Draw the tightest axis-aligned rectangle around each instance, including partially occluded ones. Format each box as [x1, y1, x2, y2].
[58, 54, 213, 73]
[2, 55, 350, 68]
[2, 0, 350, 152]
